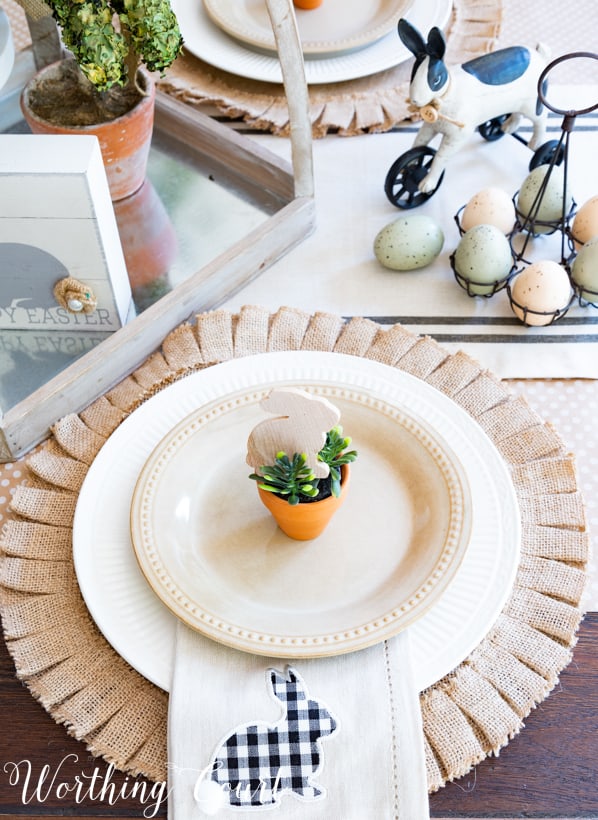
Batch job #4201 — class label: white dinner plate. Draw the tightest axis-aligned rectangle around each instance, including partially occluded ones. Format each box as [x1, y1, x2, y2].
[73, 351, 520, 693]
[202, 0, 414, 57]
[129, 383, 472, 657]
[171, 0, 451, 84]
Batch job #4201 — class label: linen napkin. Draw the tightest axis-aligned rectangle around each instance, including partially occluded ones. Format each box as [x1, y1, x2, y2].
[168, 621, 429, 819]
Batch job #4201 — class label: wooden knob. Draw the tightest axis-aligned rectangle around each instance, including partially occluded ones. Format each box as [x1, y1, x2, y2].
[420, 105, 439, 123]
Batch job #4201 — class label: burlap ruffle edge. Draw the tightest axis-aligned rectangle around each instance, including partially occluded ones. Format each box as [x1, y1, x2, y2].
[0, 306, 589, 792]
[157, 0, 504, 137]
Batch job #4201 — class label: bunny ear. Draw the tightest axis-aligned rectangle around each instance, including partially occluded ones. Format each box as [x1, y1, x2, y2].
[426, 26, 446, 59]
[286, 666, 309, 695]
[270, 668, 285, 687]
[286, 666, 306, 688]
[398, 18, 427, 56]
[259, 389, 291, 415]
[270, 668, 290, 702]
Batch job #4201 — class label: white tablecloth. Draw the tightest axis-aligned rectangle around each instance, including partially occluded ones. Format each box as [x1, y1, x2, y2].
[221, 86, 598, 380]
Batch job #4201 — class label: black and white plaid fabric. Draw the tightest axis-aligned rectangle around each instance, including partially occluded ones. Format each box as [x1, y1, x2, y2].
[208, 667, 338, 808]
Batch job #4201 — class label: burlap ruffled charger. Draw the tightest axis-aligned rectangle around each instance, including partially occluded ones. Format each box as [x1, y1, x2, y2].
[0, 306, 589, 791]
[158, 0, 503, 135]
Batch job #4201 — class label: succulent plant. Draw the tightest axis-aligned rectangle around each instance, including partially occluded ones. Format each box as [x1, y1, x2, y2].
[249, 427, 358, 505]
[249, 452, 320, 506]
[317, 425, 358, 498]
[45, 0, 183, 92]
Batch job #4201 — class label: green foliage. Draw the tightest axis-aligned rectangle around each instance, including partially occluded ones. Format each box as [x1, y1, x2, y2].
[120, 0, 183, 72]
[318, 425, 358, 498]
[249, 452, 319, 506]
[249, 427, 358, 505]
[46, 0, 183, 91]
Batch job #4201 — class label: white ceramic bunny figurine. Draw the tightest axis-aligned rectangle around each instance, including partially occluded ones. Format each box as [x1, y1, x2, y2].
[399, 18, 549, 193]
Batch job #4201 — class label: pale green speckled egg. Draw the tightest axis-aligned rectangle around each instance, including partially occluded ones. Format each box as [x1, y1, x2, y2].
[453, 224, 514, 295]
[373, 215, 444, 271]
[516, 164, 573, 234]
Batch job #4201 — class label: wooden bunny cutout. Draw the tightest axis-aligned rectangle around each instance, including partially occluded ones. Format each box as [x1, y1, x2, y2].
[246, 388, 340, 478]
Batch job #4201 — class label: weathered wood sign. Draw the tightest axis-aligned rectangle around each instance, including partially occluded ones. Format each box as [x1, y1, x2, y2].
[0, 134, 132, 331]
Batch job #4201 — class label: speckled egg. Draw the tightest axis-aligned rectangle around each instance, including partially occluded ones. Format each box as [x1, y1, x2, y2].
[516, 164, 573, 234]
[571, 236, 598, 303]
[460, 187, 516, 234]
[453, 224, 514, 295]
[373, 215, 444, 271]
[571, 195, 598, 249]
[510, 261, 572, 326]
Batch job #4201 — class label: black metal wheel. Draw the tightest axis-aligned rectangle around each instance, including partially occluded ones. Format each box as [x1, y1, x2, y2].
[478, 114, 509, 141]
[384, 146, 443, 209]
[529, 139, 565, 170]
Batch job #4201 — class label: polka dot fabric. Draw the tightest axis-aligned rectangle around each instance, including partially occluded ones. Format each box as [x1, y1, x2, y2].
[499, 0, 598, 83]
[0, 460, 27, 527]
[1, 0, 31, 51]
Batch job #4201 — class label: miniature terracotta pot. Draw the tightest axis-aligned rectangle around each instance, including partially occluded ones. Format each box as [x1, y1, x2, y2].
[293, 0, 323, 9]
[257, 464, 350, 541]
[20, 60, 155, 202]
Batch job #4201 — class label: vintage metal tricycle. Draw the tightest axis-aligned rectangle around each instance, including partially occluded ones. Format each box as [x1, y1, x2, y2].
[385, 20, 563, 209]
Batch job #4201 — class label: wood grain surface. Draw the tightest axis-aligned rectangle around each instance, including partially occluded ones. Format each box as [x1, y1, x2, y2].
[0, 613, 596, 818]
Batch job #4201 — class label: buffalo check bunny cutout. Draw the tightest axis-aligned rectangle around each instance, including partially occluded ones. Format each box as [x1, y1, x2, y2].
[194, 667, 338, 813]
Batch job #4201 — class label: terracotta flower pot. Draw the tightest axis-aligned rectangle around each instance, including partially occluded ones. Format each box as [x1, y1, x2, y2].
[113, 179, 177, 284]
[257, 464, 350, 541]
[20, 59, 155, 202]
[293, 0, 323, 8]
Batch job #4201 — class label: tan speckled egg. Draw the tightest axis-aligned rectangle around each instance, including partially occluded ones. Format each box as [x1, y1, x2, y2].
[461, 187, 516, 234]
[516, 164, 573, 234]
[510, 261, 572, 326]
[571, 195, 598, 249]
[571, 236, 598, 302]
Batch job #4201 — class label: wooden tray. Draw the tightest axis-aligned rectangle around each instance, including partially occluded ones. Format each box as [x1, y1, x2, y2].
[0, 0, 314, 460]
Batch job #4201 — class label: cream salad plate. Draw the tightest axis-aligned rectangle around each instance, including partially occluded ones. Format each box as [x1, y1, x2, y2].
[170, 0, 452, 84]
[202, 0, 414, 58]
[73, 351, 520, 692]
[129, 365, 471, 656]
